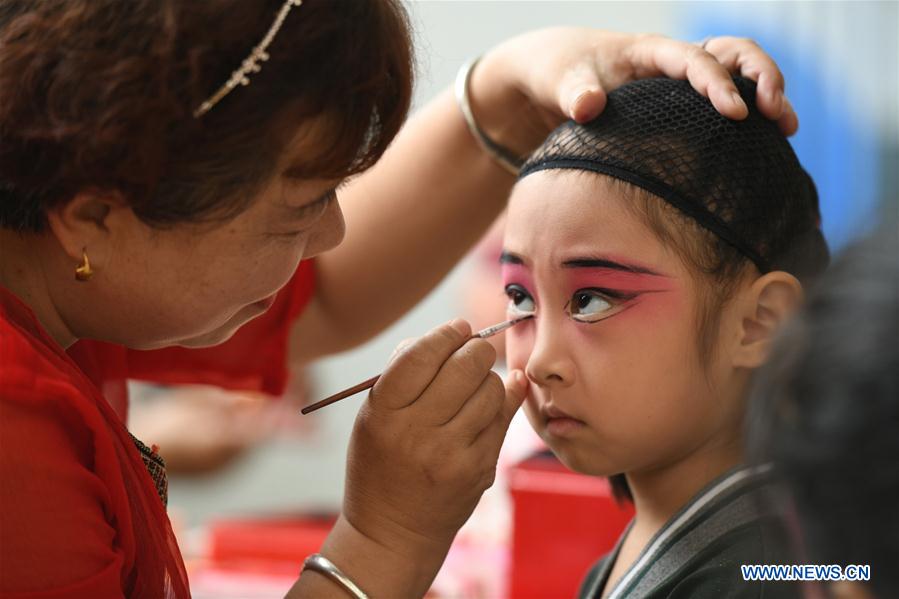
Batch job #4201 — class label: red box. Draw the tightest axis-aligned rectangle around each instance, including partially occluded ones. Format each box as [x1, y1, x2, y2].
[206, 514, 337, 576]
[508, 454, 634, 599]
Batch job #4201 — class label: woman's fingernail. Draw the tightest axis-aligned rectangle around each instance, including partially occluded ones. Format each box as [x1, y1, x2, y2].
[570, 87, 598, 119]
[514, 370, 527, 387]
[568, 100, 580, 119]
[569, 93, 585, 119]
[731, 91, 747, 111]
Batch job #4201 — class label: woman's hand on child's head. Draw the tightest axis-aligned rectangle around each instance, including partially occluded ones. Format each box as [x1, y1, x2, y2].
[342, 319, 528, 558]
[473, 28, 797, 158]
[699, 36, 797, 135]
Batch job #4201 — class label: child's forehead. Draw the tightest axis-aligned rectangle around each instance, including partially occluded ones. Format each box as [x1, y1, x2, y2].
[509, 171, 643, 224]
[505, 171, 662, 262]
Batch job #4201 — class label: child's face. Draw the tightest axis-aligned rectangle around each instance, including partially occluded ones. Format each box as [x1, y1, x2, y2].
[504, 171, 745, 477]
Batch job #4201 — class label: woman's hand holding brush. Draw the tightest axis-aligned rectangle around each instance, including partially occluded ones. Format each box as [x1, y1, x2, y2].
[307, 318, 528, 597]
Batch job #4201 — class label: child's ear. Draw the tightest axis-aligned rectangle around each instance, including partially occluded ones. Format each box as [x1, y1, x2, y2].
[732, 271, 804, 369]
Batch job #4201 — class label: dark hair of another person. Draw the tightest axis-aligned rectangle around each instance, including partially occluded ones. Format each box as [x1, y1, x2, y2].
[748, 222, 899, 598]
[0, 0, 413, 232]
[519, 77, 830, 503]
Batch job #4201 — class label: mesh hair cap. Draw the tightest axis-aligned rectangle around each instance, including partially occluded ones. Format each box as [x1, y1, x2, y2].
[520, 77, 829, 280]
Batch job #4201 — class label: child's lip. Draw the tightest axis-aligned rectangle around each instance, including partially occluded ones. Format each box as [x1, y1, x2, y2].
[540, 402, 581, 421]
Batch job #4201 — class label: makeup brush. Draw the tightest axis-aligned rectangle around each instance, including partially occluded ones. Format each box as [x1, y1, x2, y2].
[300, 314, 533, 415]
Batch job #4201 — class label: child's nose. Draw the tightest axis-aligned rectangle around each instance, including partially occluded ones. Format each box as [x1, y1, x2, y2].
[524, 320, 576, 388]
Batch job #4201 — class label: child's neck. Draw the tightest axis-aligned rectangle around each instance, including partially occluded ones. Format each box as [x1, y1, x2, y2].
[628, 432, 745, 533]
[600, 375, 752, 598]
[600, 437, 746, 599]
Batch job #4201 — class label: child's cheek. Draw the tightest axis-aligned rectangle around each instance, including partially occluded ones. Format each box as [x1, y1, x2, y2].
[504, 326, 533, 373]
[508, 329, 542, 427]
[521, 392, 543, 435]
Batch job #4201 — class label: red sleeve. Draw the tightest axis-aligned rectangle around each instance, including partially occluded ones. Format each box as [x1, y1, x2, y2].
[92, 259, 314, 398]
[0, 388, 126, 597]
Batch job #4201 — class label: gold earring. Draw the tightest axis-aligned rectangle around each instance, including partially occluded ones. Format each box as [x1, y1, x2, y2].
[75, 248, 93, 281]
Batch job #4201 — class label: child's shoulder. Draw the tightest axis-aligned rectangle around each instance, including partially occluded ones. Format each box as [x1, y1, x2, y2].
[578, 552, 614, 598]
[579, 514, 802, 598]
[579, 466, 806, 599]
[660, 515, 802, 598]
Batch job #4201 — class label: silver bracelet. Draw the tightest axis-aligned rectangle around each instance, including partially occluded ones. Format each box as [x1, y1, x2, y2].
[301, 553, 369, 599]
[454, 57, 524, 176]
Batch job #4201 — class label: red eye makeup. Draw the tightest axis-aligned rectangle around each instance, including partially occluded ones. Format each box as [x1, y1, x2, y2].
[500, 251, 675, 325]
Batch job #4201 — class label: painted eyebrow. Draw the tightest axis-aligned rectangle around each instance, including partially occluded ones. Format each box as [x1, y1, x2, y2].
[561, 258, 661, 276]
[500, 251, 661, 276]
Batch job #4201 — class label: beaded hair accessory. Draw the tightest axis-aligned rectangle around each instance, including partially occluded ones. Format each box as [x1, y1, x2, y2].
[193, 0, 303, 118]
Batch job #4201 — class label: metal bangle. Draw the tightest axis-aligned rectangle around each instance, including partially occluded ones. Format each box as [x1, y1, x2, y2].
[302, 553, 369, 599]
[454, 56, 524, 176]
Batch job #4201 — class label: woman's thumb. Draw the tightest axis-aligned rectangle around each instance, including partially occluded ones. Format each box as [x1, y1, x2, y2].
[502, 369, 529, 424]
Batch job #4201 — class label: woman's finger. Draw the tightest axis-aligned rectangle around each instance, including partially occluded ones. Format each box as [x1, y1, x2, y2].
[446, 371, 506, 443]
[629, 35, 749, 119]
[755, 70, 786, 120]
[370, 319, 471, 410]
[703, 36, 788, 122]
[701, 36, 797, 135]
[556, 60, 607, 123]
[777, 95, 799, 136]
[471, 369, 528, 453]
[414, 337, 498, 425]
[387, 337, 416, 363]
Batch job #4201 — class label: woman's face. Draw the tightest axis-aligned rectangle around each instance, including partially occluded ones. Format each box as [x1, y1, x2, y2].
[58, 127, 345, 350]
[503, 171, 744, 477]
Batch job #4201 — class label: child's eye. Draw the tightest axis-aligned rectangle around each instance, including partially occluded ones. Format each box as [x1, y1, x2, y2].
[567, 289, 629, 323]
[504, 284, 536, 315]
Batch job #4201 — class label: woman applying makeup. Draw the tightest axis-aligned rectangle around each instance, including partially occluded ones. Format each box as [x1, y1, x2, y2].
[0, 1, 796, 596]
[502, 77, 828, 598]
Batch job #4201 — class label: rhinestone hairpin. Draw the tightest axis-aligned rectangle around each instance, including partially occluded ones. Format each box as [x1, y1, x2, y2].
[193, 0, 303, 118]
